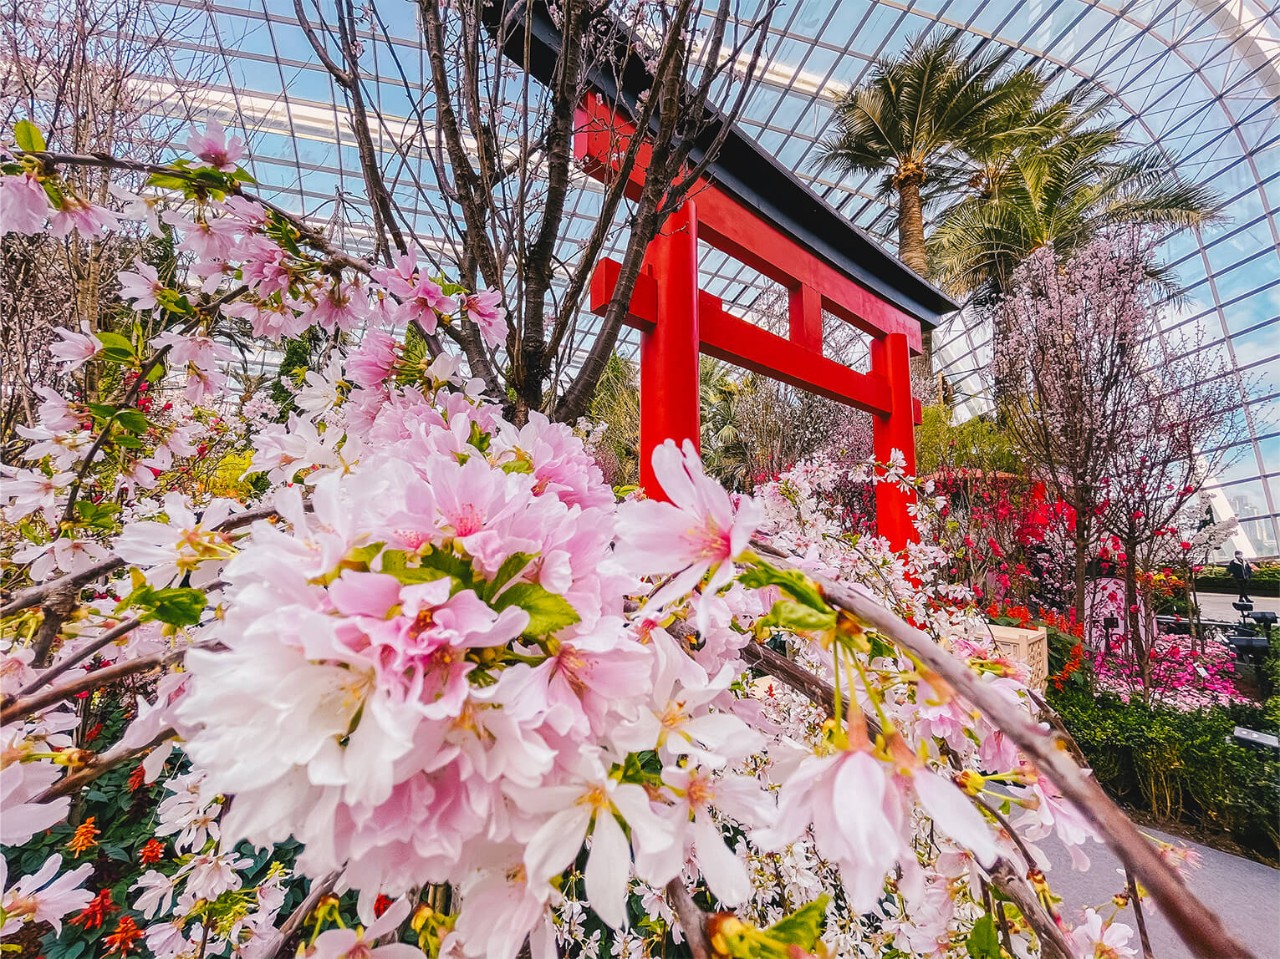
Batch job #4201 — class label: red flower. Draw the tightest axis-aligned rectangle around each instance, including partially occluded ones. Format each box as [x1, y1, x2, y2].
[138, 838, 166, 865]
[70, 890, 117, 930]
[127, 763, 147, 792]
[373, 894, 393, 918]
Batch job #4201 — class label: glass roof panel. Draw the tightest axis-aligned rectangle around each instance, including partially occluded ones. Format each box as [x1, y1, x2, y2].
[73, 0, 1279, 554]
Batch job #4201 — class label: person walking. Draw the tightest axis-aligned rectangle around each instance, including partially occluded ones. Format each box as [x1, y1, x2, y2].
[1227, 550, 1253, 602]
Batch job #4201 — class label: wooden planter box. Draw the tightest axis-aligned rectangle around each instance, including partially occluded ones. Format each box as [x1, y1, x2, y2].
[987, 624, 1049, 692]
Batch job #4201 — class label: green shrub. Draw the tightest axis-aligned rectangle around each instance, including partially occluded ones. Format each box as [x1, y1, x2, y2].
[1192, 562, 1280, 597]
[1049, 684, 1280, 861]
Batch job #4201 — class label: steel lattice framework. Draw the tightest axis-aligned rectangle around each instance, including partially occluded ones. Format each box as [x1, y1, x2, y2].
[90, 0, 1280, 554]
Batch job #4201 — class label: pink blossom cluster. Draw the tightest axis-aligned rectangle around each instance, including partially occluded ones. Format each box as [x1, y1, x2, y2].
[1091, 631, 1247, 710]
[0, 123, 1165, 959]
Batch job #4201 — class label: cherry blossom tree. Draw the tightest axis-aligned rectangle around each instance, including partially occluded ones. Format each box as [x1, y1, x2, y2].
[0, 0, 208, 452]
[995, 231, 1251, 670]
[994, 231, 1152, 625]
[0, 124, 1256, 959]
[1096, 334, 1243, 679]
[289, 0, 779, 424]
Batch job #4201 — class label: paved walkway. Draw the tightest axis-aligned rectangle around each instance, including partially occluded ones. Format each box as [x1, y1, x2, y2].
[1041, 825, 1279, 958]
[1196, 591, 1280, 623]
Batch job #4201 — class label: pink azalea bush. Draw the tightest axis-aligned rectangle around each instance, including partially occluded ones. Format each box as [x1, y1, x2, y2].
[1091, 632, 1247, 710]
[0, 121, 1190, 959]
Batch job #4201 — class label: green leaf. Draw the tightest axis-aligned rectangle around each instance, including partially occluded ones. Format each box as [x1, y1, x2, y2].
[147, 172, 191, 191]
[615, 750, 664, 788]
[479, 552, 533, 601]
[103, 844, 131, 863]
[416, 548, 474, 587]
[766, 894, 830, 947]
[739, 561, 829, 613]
[965, 914, 1002, 959]
[155, 288, 192, 315]
[14, 119, 46, 153]
[758, 599, 836, 634]
[493, 582, 579, 636]
[95, 331, 136, 364]
[118, 584, 207, 627]
[380, 547, 470, 588]
[115, 409, 148, 434]
[74, 501, 120, 530]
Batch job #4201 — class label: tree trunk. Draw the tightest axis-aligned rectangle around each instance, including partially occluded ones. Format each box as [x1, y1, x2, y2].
[1073, 523, 1088, 631]
[1124, 534, 1147, 691]
[897, 175, 933, 379]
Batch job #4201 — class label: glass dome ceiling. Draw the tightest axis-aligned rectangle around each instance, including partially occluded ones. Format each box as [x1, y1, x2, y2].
[95, 0, 1280, 555]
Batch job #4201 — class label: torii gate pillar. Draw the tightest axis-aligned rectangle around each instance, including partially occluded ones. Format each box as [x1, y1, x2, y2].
[638, 203, 702, 492]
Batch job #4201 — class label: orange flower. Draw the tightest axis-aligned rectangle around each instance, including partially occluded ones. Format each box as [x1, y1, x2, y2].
[104, 916, 144, 955]
[66, 816, 100, 856]
[127, 763, 147, 792]
[138, 838, 166, 865]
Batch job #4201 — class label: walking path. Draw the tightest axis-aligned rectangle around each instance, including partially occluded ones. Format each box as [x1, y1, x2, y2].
[1196, 591, 1280, 622]
[1042, 825, 1280, 958]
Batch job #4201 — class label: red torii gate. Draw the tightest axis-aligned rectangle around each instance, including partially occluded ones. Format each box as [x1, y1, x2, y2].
[575, 94, 925, 550]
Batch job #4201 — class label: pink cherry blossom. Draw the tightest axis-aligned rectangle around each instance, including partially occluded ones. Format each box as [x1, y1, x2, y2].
[464, 288, 506, 348]
[0, 172, 48, 234]
[1, 854, 94, 935]
[308, 897, 424, 959]
[1070, 908, 1138, 959]
[49, 324, 102, 371]
[239, 233, 292, 296]
[186, 119, 246, 172]
[118, 261, 165, 310]
[523, 763, 672, 929]
[154, 330, 235, 403]
[348, 328, 399, 389]
[755, 747, 905, 912]
[615, 439, 763, 617]
[311, 279, 368, 332]
[372, 254, 461, 334]
[49, 195, 117, 238]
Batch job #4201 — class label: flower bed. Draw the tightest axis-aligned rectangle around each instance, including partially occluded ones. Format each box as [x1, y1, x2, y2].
[1090, 632, 1250, 710]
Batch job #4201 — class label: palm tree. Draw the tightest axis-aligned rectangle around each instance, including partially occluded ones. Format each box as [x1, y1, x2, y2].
[929, 95, 1220, 297]
[818, 32, 1041, 370]
[818, 31, 1042, 281]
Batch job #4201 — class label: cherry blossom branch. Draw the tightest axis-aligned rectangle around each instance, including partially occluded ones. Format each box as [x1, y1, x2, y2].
[1, 504, 279, 617]
[29, 584, 79, 668]
[1128, 870, 1156, 959]
[20, 616, 144, 696]
[0, 644, 198, 725]
[2, 554, 127, 616]
[740, 639, 1071, 958]
[263, 870, 341, 959]
[664, 879, 711, 959]
[757, 551, 1255, 959]
[17, 150, 375, 272]
[57, 287, 245, 529]
[740, 641, 842, 719]
[18, 149, 475, 375]
[1029, 688, 1159, 959]
[34, 726, 175, 802]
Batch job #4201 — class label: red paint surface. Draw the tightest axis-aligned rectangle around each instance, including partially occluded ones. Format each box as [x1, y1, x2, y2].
[577, 94, 921, 548]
